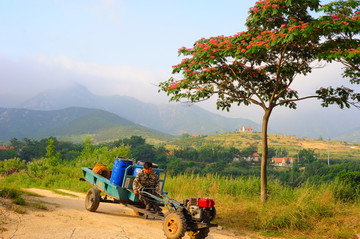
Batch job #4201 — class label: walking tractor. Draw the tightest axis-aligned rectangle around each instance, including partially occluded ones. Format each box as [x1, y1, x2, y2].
[80, 158, 217, 239]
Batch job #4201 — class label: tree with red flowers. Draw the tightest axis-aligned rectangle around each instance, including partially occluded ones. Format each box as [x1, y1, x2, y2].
[159, 0, 359, 202]
[316, 0, 360, 108]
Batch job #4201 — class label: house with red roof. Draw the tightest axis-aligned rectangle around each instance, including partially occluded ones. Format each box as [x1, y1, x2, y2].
[244, 152, 261, 163]
[0, 146, 15, 150]
[272, 157, 296, 166]
[240, 126, 254, 132]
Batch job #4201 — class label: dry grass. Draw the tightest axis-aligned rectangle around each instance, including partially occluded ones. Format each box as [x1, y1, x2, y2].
[166, 132, 360, 160]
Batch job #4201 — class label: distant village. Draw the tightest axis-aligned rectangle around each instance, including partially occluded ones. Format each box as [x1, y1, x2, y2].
[191, 126, 296, 167]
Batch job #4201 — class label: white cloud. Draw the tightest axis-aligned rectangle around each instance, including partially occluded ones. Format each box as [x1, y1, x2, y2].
[1, 54, 170, 104]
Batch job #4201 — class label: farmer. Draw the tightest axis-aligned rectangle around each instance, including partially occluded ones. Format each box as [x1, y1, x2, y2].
[133, 162, 161, 213]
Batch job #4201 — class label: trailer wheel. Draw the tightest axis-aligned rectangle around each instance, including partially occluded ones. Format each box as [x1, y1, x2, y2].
[163, 212, 186, 239]
[187, 228, 209, 239]
[85, 188, 100, 212]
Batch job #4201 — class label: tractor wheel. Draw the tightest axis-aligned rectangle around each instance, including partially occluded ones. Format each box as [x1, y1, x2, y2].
[85, 188, 100, 212]
[163, 212, 186, 239]
[187, 228, 209, 239]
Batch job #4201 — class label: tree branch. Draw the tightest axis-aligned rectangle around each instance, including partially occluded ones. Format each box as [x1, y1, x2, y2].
[275, 95, 319, 107]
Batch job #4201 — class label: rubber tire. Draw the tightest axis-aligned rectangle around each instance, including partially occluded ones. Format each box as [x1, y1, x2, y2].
[163, 212, 187, 239]
[187, 228, 210, 239]
[85, 188, 100, 212]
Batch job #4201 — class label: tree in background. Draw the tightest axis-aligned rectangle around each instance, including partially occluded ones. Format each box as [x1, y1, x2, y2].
[0, 147, 17, 161]
[159, 0, 359, 202]
[112, 136, 156, 162]
[298, 148, 316, 165]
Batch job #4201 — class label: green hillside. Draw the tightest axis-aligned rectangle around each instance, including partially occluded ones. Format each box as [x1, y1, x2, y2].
[58, 125, 177, 144]
[0, 107, 175, 144]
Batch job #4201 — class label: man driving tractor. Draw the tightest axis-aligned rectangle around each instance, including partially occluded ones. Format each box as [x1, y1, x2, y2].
[133, 162, 161, 214]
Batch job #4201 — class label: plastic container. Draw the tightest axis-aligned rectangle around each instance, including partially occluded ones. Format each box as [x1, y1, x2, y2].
[132, 161, 159, 176]
[132, 161, 145, 177]
[110, 158, 133, 186]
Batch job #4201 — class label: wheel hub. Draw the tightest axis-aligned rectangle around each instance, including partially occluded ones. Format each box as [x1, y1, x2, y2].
[167, 219, 178, 235]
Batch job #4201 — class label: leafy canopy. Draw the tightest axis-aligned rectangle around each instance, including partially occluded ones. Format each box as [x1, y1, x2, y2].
[316, 0, 360, 108]
[159, 0, 360, 111]
[160, 0, 325, 112]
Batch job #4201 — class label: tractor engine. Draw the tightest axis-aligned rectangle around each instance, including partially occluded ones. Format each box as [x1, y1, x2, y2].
[184, 197, 216, 223]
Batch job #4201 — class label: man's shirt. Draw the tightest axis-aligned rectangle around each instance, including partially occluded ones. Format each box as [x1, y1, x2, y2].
[133, 169, 159, 192]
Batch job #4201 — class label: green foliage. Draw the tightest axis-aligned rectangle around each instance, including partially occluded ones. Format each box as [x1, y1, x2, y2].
[0, 147, 17, 161]
[0, 188, 21, 199]
[332, 170, 360, 203]
[0, 157, 26, 174]
[7, 137, 83, 162]
[316, 0, 360, 108]
[298, 148, 316, 165]
[172, 144, 238, 163]
[105, 136, 156, 162]
[76, 137, 131, 169]
[13, 197, 26, 205]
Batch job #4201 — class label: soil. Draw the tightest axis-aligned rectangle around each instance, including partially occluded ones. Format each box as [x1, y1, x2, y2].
[0, 188, 249, 239]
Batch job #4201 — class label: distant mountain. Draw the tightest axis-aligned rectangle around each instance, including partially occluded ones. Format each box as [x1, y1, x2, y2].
[17, 85, 261, 135]
[333, 128, 360, 143]
[16, 85, 360, 141]
[0, 107, 174, 142]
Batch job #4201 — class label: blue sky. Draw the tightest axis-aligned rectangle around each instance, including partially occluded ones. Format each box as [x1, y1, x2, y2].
[0, 0, 357, 126]
[0, 0, 252, 67]
[0, 1, 257, 99]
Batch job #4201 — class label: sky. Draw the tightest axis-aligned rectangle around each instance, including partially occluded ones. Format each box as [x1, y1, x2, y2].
[0, 0, 358, 126]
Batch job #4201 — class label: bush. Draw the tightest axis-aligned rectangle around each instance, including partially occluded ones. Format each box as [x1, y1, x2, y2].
[0, 188, 21, 199]
[332, 171, 360, 203]
[0, 158, 26, 174]
[13, 197, 26, 205]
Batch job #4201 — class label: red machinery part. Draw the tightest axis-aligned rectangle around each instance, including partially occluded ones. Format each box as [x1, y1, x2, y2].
[198, 198, 215, 208]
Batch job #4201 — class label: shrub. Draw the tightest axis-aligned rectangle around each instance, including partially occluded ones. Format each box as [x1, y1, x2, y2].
[13, 197, 26, 205]
[0, 188, 20, 199]
[332, 171, 360, 203]
[0, 158, 26, 174]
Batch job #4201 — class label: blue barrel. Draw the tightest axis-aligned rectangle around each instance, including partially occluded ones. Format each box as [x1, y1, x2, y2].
[110, 158, 133, 186]
[132, 161, 159, 176]
[132, 161, 145, 177]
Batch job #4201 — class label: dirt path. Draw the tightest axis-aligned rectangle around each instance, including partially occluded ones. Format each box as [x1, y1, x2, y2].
[1, 188, 245, 239]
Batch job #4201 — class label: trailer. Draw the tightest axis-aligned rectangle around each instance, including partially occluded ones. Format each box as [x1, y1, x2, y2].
[81, 160, 217, 239]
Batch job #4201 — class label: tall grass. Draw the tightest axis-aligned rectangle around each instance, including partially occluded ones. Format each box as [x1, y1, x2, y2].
[164, 174, 360, 238]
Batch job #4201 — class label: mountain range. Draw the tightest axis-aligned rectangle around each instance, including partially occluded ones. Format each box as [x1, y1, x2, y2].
[12, 85, 260, 135]
[0, 84, 359, 143]
[0, 107, 175, 143]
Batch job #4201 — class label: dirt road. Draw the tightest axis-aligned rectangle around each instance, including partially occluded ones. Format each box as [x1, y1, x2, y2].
[1, 188, 244, 239]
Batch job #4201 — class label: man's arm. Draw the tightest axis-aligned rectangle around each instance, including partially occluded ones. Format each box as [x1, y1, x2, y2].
[154, 172, 160, 192]
[133, 172, 141, 194]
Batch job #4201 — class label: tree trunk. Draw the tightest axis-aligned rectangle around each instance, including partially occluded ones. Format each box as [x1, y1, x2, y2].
[260, 108, 272, 202]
